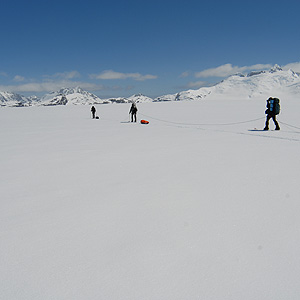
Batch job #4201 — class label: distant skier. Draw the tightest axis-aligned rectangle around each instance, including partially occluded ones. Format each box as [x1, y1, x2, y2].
[91, 106, 96, 119]
[129, 102, 138, 122]
[264, 97, 280, 130]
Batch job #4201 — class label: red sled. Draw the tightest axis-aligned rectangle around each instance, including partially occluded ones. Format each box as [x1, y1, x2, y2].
[140, 120, 149, 124]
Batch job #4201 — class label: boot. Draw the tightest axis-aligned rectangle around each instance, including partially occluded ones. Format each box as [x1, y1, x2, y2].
[263, 127, 269, 131]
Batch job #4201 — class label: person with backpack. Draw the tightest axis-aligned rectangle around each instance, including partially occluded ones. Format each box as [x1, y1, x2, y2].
[264, 97, 280, 130]
[91, 106, 96, 119]
[129, 102, 138, 122]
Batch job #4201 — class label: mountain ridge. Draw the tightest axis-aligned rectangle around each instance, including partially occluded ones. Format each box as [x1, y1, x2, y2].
[1, 65, 299, 107]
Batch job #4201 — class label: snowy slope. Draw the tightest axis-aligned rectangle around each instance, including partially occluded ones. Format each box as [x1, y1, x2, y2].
[1, 98, 300, 299]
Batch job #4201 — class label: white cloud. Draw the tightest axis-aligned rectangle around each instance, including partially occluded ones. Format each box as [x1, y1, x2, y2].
[90, 70, 157, 81]
[13, 75, 25, 82]
[186, 81, 207, 88]
[282, 62, 300, 73]
[0, 71, 8, 77]
[0, 81, 104, 93]
[44, 71, 81, 80]
[195, 63, 272, 78]
[180, 71, 190, 78]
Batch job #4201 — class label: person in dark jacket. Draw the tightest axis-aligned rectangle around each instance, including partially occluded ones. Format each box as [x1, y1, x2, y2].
[129, 102, 138, 122]
[91, 106, 96, 119]
[264, 97, 280, 130]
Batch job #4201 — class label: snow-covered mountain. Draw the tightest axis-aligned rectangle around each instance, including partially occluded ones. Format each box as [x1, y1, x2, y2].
[0, 91, 34, 107]
[1, 65, 300, 107]
[154, 93, 177, 102]
[0, 87, 104, 107]
[165, 64, 300, 101]
[126, 93, 153, 103]
[212, 64, 300, 98]
[105, 93, 153, 104]
[39, 87, 104, 106]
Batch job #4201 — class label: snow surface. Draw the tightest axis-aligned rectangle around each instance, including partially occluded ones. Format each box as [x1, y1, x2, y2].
[1, 97, 300, 300]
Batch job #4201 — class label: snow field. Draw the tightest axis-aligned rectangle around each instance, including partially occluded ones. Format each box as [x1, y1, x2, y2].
[1, 98, 300, 299]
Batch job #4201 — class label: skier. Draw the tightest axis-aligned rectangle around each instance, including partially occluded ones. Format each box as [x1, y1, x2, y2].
[264, 97, 280, 130]
[91, 106, 96, 119]
[129, 102, 138, 122]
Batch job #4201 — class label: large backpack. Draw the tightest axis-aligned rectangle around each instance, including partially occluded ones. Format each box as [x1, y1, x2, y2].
[269, 98, 280, 115]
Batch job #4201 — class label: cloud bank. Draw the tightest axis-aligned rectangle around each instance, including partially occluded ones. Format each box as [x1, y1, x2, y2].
[0, 81, 103, 93]
[90, 70, 157, 81]
[13, 75, 25, 82]
[1, 62, 300, 95]
[195, 64, 273, 78]
[186, 81, 207, 88]
[282, 62, 300, 73]
[52, 71, 81, 79]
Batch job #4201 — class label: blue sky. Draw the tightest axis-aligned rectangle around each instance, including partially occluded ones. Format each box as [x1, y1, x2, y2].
[1, 0, 300, 98]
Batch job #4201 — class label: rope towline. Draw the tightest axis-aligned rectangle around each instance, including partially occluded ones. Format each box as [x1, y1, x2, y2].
[138, 113, 300, 134]
[278, 121, 300, 131]
[139, 113, 265, 126]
